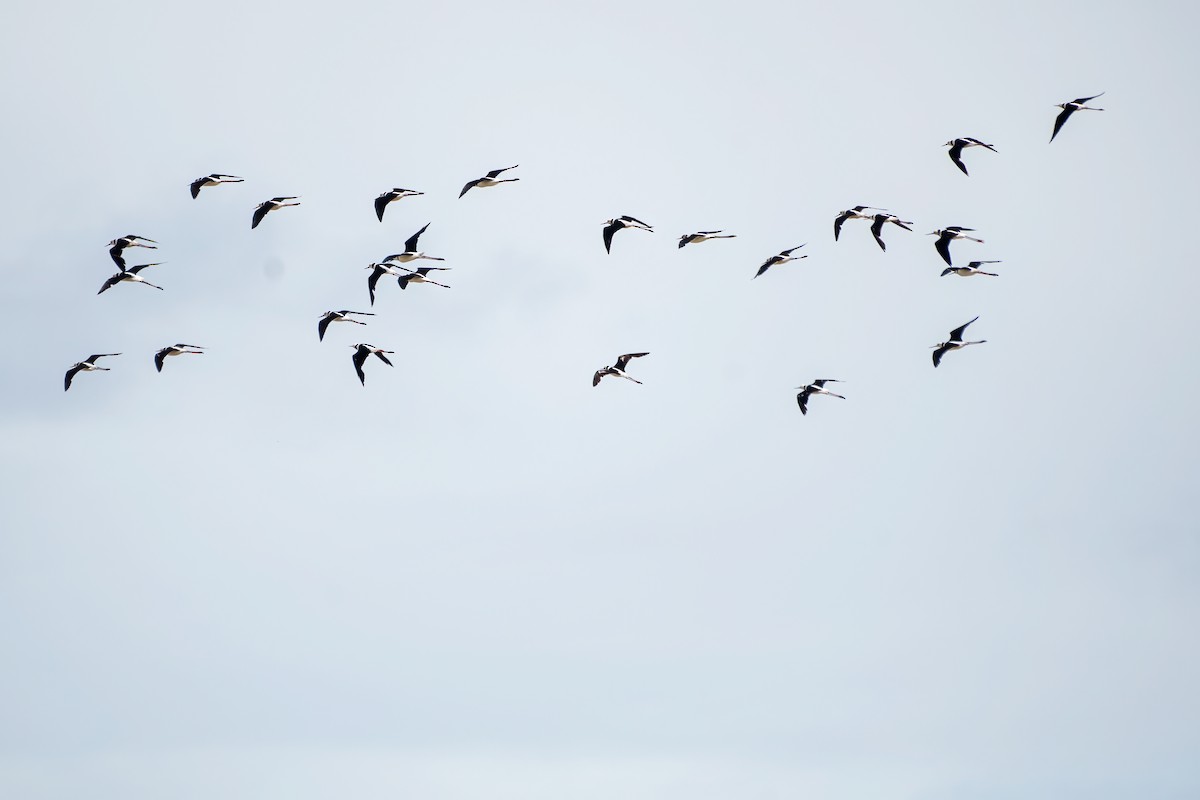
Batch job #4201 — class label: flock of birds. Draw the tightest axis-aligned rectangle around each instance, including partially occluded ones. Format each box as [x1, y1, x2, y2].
[67, 93, 1107, 411]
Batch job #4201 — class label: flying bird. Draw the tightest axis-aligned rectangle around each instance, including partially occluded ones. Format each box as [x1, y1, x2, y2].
[397, 265, 451, 290]
[459, 165, 519, 198]
[190, 173, 244, 198]
[251, 196, 300, 229]
[374, 187, 423, 222]
[154, 344, 205, 373]
[64, 353, 120, 392]
[678, 230, 736, 248]
[107, 235, 156, 270]
[380, 222, 444, 264]
[944, 138, 997, 175]
[351, 343, 394, 386]
[833, 207, 886, 241]
[931, 317, 986, 367]
[795, 379, 845, 415]
[318, 310, 374, 341]
[602, 216, 653, 254]
[753, 245, 806, 279]
[869, 214, 914, 252]
[365, 262, 412, 306]
[941, 260, 1001, 278]
[593, 352, 649, 386]
[98, 262, 165, 294]
[928, 227, 984, 266]
[1050, 92, 1105, 143]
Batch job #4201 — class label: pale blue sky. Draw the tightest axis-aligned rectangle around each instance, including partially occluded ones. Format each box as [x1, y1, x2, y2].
[1, 1, 1198, 798]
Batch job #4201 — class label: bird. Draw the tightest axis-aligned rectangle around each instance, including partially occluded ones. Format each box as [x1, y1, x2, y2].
[928, 227, 984, 266]
[795, 379, 845, 415]
[318, 310, 374, 341]
[251, 196, 300, 229]
[107, 235, 156, 270]
[98, 263, 164, 294]
[593, 352, 649, 386]
[64, 353, 120, 391]
[931, 317, 986, 367]
[602, 216, 653, 254]
[1050, 92, 1105, 143]
[351, 343, 394, 386]
[753, 245, 806, 279]
[834, 207, 886, 241]
[459, 165, 519, 198]
[380, 222, 444, 264]
[869, 214, 914, 252]
[365, 262, 411, 306]
[941, 260, 1001, 278]
[374, 187, 423, 222]
[944, 138, 997, 176]
[397, 265, 451, 290]
[678, 230, 737, 248]
[190, 173, 244, 198]
[154, 344, 205, 373]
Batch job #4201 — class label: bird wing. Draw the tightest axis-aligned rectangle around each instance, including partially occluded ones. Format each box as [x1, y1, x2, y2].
[486, 165, 517, 178]
[622, 216, 651, 228]
[592, 368, 611, 386]
[870, 216, 887, 250]
[949, 316, 979, 342]
[948, 143, 969, 175]
[352, 348, 370, 384]
[796, 389, 809, 414]
[603, 222, 618, 254]
[935, 235, 953, 266]
[613, 352, 648, 370]
[404, 222, 430, 252]
[965, 137, 997, 152]
[932, 345, 949, 368]
[109, 246, 127, 270]
[1074, 92, 1105, 105]
[459, 180, 479, 198]
[251, 203, 269, 229]
[374, 194, 389, 222]
[833, 212, 848, 241]
[97, 274, 121, 294]
[367, 267, 384, 305]
[753, 258, 776, 279]
[190, 179, 204, 199]
[154, 350, 167, 372]
[318, 314, 333, 341]
[1050, 107, 1074, 142]
[88, 353, 119, 363]
[374, 351, 394, 367]
[678, 234, 695, 248]
[64, 364, 85, 391]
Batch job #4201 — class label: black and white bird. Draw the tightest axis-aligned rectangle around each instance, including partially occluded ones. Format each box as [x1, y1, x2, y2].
[944, 138, 997, 175]
[869, 214, 914, 252]
[251, 197, 300, 229]
[318, 310, 374, 341]
[1050, 92, 1105, 143]
[834, 207, 886, 241]
[941, 260, 1001, 278]
[365, 262, 411, 306]
[678, 230, 736, 248]
[602, 216, 653, 254]
[381, 222, 444, 264]
[190, 173, 244, 198]
[64, 353, 119, 392]
[397, 265, 451, 290]
[753, 245, 806, 279]
[107, 235, 156, 270]
[795, 379, 845, 415]
[154, 344, 205, 373]
[931, 317, 986, 368]
[98, 262, 165, 294]
[459, 165, 519, 198]
[351, 343, 394, 386]
[928, 227, 984, 266]
[374, 187, 423, 222]
[593, 352, 649, 386]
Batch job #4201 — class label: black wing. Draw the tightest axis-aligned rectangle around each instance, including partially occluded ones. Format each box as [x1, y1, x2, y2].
[753, 257, 777, 279]
[374, 194, 390, 222]
[603, 221, 618, 254]
[948, 316, 979, 342]
[796, 389, 810, 414]
[486, 165, 517, 178]
[154, 349, 167, 372]
[97, 274, 122, 294]
[367, 266, 385, 306]
[352, 347, 369, 385]
[948, 142, 969, 175]
[870, 216, 887, 251]
[458, 180, 479, 198]
[932, 345, 949, 368]
[190, 178, 204, 199]
[404, 222, 430, 253]
[374, 351, 394, 367]
[64, 364, 84, 391]
[833, 212, 849, 241]
[109, 245, 127, 270]
[613, 352, 648, 370]
[935, 234, 953, 266]
[965, 137, 997, 152]
[1050, 107, 1075, 142]
[318, 314, 334, 341]
[251, 203, 269, 229]
[622, 216, 651, 228]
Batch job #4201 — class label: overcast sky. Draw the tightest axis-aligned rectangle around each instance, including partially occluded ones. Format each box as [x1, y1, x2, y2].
[2, 1, 1198, 798]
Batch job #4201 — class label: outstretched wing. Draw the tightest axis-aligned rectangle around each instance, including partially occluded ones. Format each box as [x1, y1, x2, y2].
[251, 203, 269, 229]
[374, 194, 390, 222]
[603, 221, 618, 254]
[190, 178, 204, 199]
[935, 235, 953, 266]
[949, 316, 979, 342]
[404, 222, 430, 252]
[613, 352, 649, 371]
